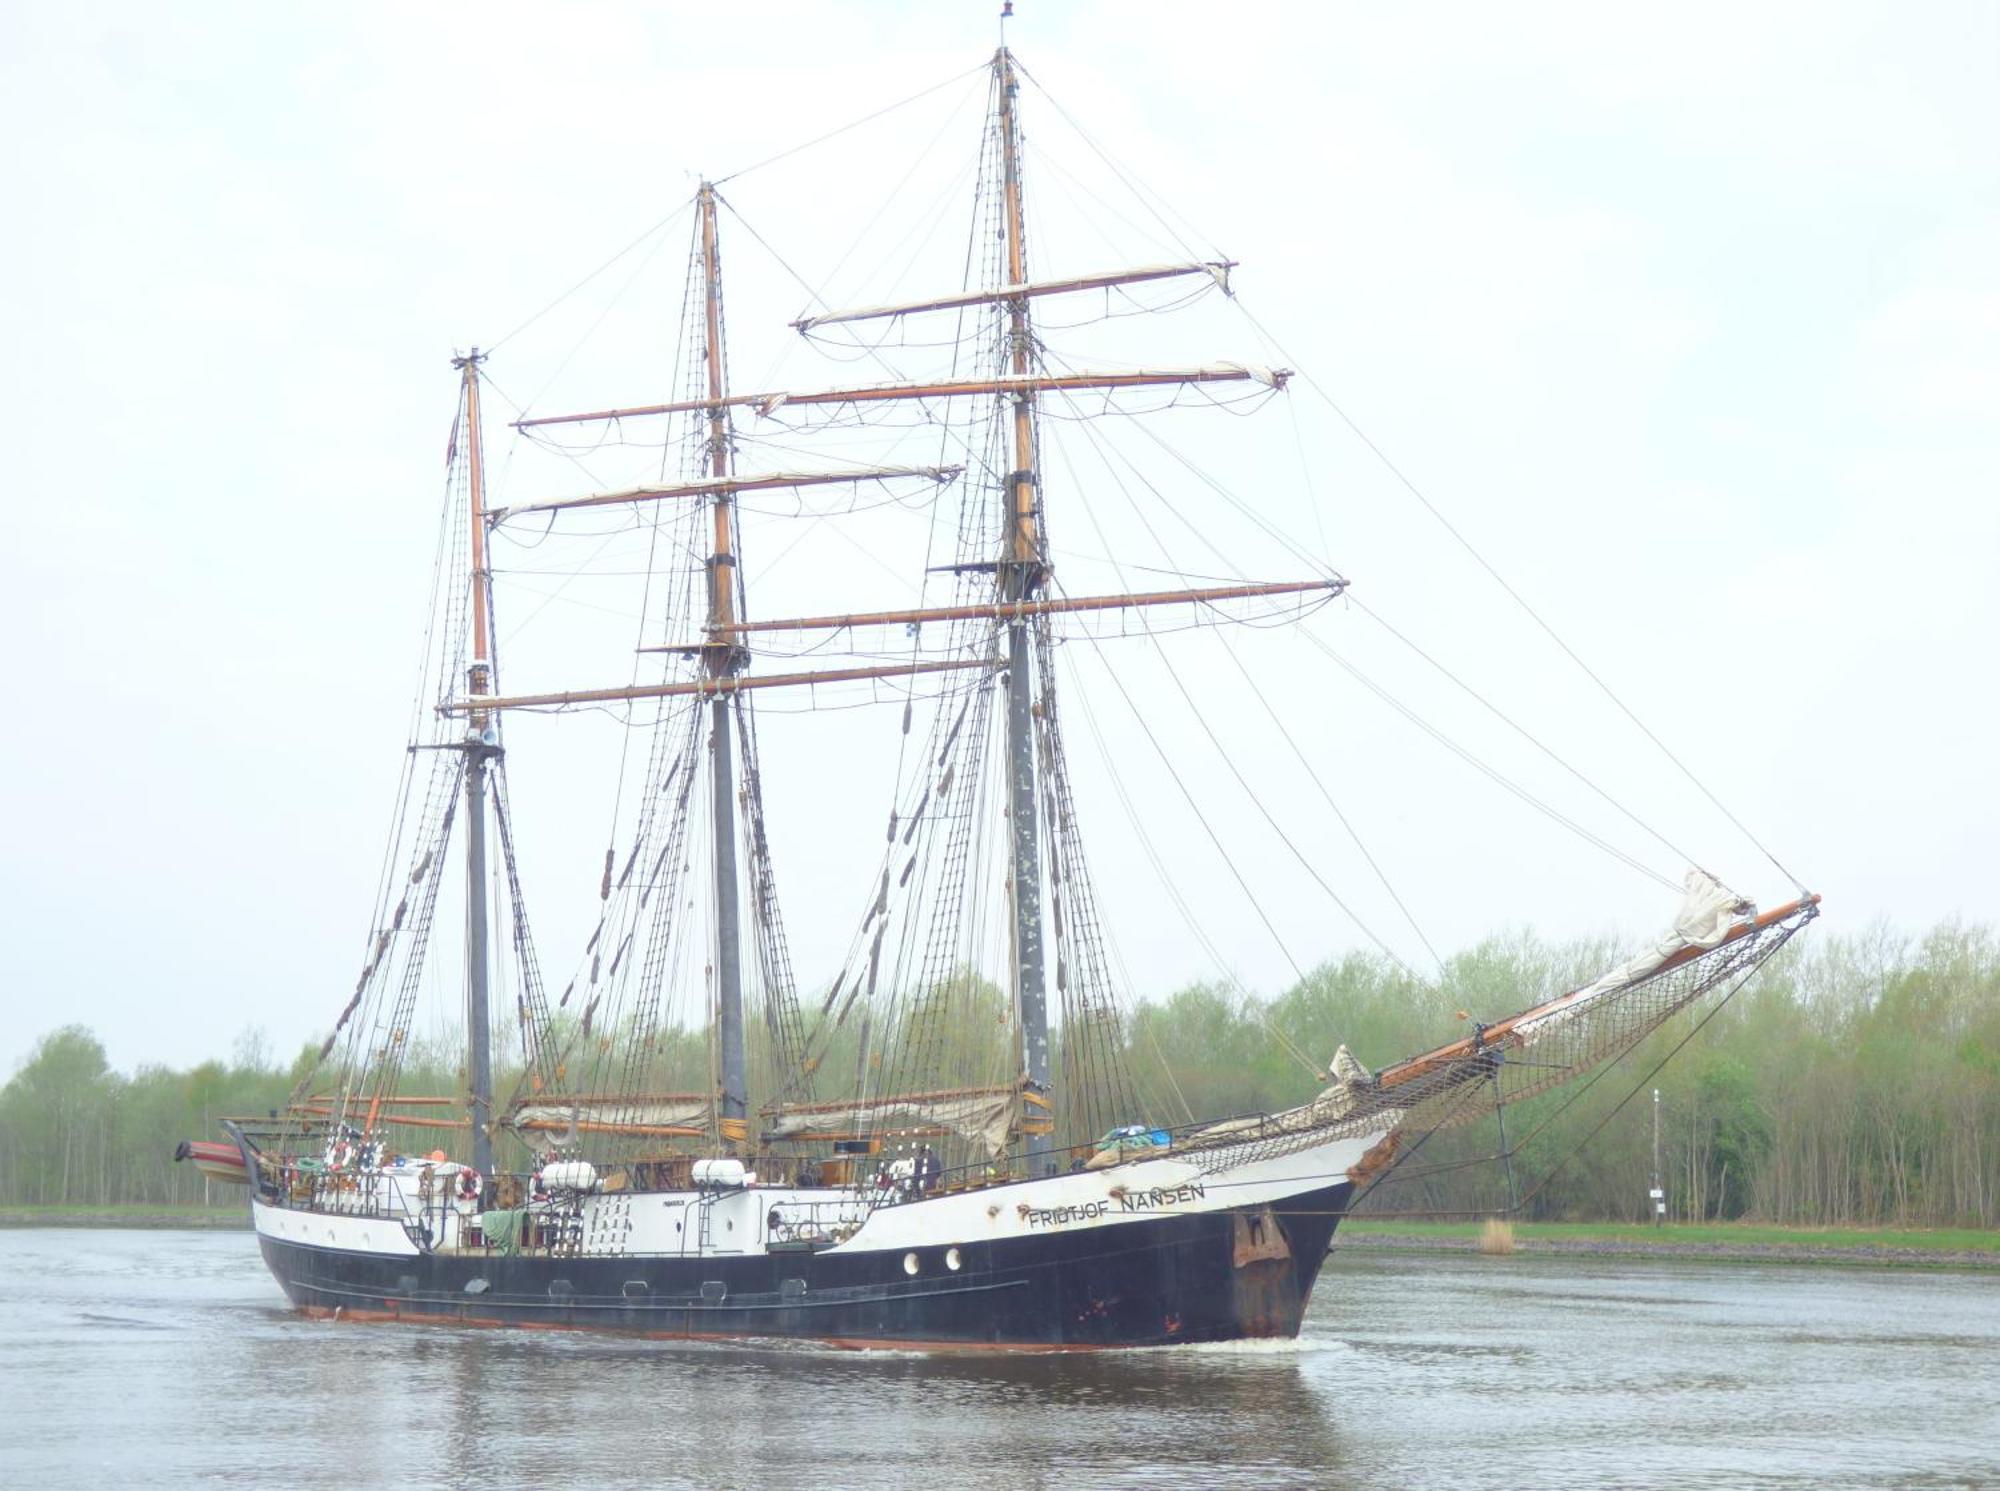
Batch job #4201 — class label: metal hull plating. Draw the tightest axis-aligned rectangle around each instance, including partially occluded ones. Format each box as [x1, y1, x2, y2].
[254, 1181, 1351, 1349]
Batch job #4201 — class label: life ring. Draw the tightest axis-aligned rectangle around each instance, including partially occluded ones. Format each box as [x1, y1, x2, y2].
[330, 1141, 353, 1171]
[457, 1168, 482, 1202]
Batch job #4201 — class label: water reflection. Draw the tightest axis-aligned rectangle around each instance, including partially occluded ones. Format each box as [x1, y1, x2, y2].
[284, 1327, 1354, 1489]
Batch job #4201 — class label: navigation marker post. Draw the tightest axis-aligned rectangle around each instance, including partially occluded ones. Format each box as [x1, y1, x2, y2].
[1651, 1087, 1665, 1227]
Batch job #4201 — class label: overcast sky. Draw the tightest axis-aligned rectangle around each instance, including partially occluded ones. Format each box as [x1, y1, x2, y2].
[3, 2, 1995, 1080]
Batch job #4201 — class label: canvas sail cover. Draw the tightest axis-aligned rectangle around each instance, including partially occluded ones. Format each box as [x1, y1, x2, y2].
[509, 1094, 713, 1132]
[764, 1086, 1019, 1156]
[1179, 1043, 1374, 1148]
[1511, 868, 1751, 1041]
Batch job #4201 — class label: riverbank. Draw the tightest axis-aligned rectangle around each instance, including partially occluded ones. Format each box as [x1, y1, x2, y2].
[1335, 1218, 2000, 1269]
[0, 1204, 246, 1229]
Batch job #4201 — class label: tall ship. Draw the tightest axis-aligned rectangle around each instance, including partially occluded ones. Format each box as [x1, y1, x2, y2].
[195, 40, 1817, 1350]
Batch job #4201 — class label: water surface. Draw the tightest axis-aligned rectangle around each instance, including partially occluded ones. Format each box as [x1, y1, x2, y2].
[2, 1228, 1994, 1489]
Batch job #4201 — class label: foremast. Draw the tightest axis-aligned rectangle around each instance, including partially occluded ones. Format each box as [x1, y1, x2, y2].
[453, 348, 498, 1178]
[994, 46, 1053, 1171]
[698, 183, 752, 1151]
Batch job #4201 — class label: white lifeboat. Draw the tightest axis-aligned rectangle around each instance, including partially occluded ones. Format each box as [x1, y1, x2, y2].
[539, 1159, 599, 1194]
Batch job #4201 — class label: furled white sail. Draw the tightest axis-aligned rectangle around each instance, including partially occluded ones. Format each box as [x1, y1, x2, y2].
[764, 1087, 1020, 1156]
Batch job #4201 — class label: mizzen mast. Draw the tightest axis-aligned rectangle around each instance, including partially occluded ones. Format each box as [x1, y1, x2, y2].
[995, 46, 1053, 1171]
[453, 347, 498, 1178]
[697, 182, 751, 1152]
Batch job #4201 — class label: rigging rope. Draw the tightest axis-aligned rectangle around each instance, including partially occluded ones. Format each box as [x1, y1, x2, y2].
[1043, 378, 1684, 893]
[1352, 595, 1705, 875]
[713, 62, 990, 187]
[1070, 629, 1323, 1082]
[1009, 56, 1224, 264]
[1043, 387, 1431, 977]
[1213, 624, 1448, 973]
[1013, 47, 1761, 901]
[1232, 298, 1813, 899]
[486, 202, 694, 357]
[1360, 936, 1790, 1221]
[1300, 627, 1683, 892]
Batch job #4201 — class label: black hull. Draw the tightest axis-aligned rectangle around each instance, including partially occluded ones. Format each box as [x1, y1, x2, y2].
[257, 1182, 1351, 1350]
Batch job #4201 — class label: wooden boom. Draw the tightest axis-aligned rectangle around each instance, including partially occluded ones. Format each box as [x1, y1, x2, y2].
[509, 1119, 708, 1139]
[490, 466, 961, 522]
[514, 366, 1290, 431]
[791, 262, 1235, 332]
[683, 578, 1347, 637]
[445, 658, 996, 715]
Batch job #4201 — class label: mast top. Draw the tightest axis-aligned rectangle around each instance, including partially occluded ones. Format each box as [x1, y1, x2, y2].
[452, 346, 486, 371]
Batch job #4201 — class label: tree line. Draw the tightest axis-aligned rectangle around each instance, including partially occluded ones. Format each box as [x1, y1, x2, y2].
[2, 919, 1994, 1226]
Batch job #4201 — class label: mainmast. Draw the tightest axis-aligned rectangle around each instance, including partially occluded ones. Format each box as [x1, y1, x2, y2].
[698, 183, 750, 1151]
[454, 348, 497, 1178]
[995, 48, 1053, 1171]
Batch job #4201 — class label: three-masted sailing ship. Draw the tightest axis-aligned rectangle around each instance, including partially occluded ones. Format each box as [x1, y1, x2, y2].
[195, 44, 1818, 1349]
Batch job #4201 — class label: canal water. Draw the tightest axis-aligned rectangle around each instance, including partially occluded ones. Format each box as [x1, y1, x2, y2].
[2, 1228, 1994, 1489]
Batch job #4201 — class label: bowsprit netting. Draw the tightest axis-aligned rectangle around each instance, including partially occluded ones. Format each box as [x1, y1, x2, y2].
[1179, 882, 1820, 1176]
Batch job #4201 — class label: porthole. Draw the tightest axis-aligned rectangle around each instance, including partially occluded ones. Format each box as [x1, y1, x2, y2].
[945, 1247, 963, 1272]
[903, 1252, 920, 1276]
